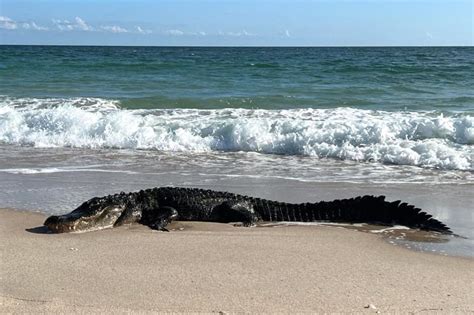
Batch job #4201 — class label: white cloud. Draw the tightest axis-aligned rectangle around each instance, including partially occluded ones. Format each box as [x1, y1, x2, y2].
[188, 31, 207, 36]
[426, 32, 434, 39]
[101, 25, 128, 33]
[218, 30, 256, 37]
[1, 16, 49, 31]
[242, 30, 255, 36]
[285, 29, 291, 37]
[52, 16, 93, 31]
[74, 17, 93, 31]
[164, 29, 185, 36]
[22, 22, 49, 31]
[1, 15, 147, 35]
[52, 19, 74, 31]
[0, 16, 257, 38]
[136, 26, 152, 34]
[52, 19, 72, 31]
[0, 16, 18, 30]
[163, 29, 210, 36]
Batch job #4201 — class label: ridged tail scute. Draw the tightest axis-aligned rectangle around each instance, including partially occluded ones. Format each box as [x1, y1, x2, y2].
[262, 195, 451, 234]
[351, 195, 450, 233]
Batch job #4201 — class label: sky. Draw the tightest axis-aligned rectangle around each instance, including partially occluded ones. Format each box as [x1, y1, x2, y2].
[0, 0, 472, 46]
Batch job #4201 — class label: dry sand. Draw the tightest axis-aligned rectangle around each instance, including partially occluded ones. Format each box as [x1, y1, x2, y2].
[1, 208, 473, 313]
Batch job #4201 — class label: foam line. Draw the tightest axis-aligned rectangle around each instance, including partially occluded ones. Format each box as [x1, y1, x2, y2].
[1, 97, 472, 170]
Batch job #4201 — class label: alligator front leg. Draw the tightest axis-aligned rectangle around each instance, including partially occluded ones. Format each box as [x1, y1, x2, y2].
[210, 201, 259, 226]
[141, 206, 178, 231]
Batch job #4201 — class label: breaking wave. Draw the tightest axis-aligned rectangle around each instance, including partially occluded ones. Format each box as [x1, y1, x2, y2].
[0, 97, 472, 171]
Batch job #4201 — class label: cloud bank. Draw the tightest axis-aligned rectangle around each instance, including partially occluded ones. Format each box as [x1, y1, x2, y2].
[1, 15, 151, 35]
[52, 17, 93, 31]
[1, 16, 50, 31]
[1, 15, 262, 39]
[0, 16, 18, 30]
[100, 25, 128, 33]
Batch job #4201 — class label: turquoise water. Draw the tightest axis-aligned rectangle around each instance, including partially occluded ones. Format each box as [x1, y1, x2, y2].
[1, 46, 473, 111]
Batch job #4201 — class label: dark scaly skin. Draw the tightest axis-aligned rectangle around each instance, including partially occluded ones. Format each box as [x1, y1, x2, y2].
[44, 187, 452, 234]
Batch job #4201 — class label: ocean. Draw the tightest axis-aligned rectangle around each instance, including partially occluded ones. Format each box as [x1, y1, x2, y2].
[0, 46, 472, 256]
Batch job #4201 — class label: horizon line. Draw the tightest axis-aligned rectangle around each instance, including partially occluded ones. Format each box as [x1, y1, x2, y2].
[1, 44, 473, 48]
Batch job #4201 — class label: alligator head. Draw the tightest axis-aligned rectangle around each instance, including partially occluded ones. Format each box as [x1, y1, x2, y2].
[44, 195, 138, 233]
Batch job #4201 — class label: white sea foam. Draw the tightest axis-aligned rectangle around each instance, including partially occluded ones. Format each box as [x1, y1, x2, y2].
[0, 96, 121, 111]
[0, 167, 138, 175]
[0, 97, 472, 170]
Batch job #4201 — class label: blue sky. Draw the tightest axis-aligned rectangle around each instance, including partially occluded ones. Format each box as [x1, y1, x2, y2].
[0, 0, 472, 46]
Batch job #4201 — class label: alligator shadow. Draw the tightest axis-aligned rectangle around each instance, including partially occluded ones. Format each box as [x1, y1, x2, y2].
[26, 226, 51, 234]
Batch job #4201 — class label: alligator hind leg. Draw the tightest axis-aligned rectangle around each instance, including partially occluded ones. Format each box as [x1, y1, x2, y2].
[210, 201, 258, 226]
[141, 206, 178, 231]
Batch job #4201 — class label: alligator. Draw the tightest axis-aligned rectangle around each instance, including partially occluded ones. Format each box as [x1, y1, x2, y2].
[44, 187, 451, 234]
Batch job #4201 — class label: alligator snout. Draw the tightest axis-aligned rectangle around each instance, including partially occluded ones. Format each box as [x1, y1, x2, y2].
[44, 203, 128, 233]
[44, 215, 77, 233]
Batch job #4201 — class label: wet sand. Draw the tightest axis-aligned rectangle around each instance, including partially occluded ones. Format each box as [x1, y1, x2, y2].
[1, 208, 473, 313]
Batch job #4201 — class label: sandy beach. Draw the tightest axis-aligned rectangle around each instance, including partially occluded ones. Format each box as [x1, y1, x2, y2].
[1, 208, 473, 313]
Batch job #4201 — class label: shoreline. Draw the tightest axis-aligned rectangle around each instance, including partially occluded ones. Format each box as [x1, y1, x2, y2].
[1, 208, 473, 313]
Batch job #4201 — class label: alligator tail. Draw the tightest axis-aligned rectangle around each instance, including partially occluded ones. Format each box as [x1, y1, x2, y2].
[257, 195, 451, 234]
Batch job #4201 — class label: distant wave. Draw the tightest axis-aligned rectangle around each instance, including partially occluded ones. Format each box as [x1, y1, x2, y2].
[0, 96, 472, 171]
